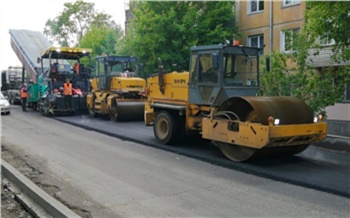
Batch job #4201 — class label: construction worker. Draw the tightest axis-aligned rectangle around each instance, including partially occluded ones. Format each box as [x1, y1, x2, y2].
[74, 62, 80, 74]
[63, 78, 73, 111]
[20, 83, 28, 111]
[51, 62, 58, 73]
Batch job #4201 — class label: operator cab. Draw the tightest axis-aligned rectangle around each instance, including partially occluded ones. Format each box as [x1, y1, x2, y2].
[94, 55, 139, 90]
[188, 43, 260, 106]
[38, 47, 93, 95]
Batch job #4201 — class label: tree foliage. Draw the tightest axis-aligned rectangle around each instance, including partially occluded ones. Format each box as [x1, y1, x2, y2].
[304, 2, 350, 61]
[44, 0, 117, 47]
[117, 1, 237, 76]
[260, 2, 350, 115]
[260, 30, 350, 116]
[79, 25, 123, 69]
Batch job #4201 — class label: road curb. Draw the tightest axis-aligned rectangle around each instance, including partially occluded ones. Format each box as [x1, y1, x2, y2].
[1, 160, 81, 218]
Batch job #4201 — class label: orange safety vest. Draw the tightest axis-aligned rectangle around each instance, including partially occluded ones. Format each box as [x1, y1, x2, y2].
[20, 87, 28, 98]
[74, 64, 80, 74]
[63, 83, 72, 95]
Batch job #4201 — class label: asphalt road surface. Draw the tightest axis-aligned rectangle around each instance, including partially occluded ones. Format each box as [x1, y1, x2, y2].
[1, 106, 350, 217]
[55, 109, 350, 198]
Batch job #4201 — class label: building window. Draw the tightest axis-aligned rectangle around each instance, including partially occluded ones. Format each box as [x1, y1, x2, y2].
[281, 29, 300, 53]
[248, 35, 264, 55]
[317, 34, 335, 46]
[249, 0, 264, 14]
[283, 0, 301, 6]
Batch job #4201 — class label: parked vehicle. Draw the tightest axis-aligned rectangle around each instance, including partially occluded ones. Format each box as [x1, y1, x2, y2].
[0, 92, 11, 115]
[1, 66, 23, 105]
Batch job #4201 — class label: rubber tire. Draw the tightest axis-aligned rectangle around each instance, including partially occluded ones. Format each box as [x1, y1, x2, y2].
[39, 99, 51, 116]
[32, 102, 38, 111]
[88, 107, 96, 117]
[153, 111, 177, 145]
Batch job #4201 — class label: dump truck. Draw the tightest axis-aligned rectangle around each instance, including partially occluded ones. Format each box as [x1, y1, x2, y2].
[1, 66, 23, 104]
[9, 29, 52, 110]
[145, 43, 327, 162]
[87, 55, 146, 121]
[36, 47, 93, 116]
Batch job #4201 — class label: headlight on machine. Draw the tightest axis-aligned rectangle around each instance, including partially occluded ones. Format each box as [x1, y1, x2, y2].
[274, 119, 280, 125]
[268, 116, 280, 126]
[4, 102, 10, 107]
[314, 114, 323, 123]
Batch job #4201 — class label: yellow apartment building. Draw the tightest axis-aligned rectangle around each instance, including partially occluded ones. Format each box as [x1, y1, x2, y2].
[236, 0, 304, 54]
[235, 0, 350, 137]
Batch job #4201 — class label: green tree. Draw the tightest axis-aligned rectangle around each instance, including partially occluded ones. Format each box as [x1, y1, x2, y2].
[260, 30, 350, 115]
[44, 0, 117, 47]
[304, 1, 350, 61]
[79, 25, 123, 69]
[117, 1, 237, 76]
[260, 2, 350, 116]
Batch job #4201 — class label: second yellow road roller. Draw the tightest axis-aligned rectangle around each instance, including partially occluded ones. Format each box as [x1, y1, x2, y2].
[144, 43, 327, 162]
[87, 55, 146, 121]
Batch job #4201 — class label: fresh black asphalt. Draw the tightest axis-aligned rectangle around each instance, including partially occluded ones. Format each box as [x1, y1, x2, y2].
[54, 114, 350, 198]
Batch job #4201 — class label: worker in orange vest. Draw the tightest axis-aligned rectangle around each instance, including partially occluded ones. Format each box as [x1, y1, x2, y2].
[20, 83, 28, 111]
[63, 78, 73, 111]
[74, 62, 80, 74]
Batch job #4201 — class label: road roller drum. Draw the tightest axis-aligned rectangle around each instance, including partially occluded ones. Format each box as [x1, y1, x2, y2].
[218, 96, 314, 125]
[110, 101, 145, 121]
[204, 96, 326, 162]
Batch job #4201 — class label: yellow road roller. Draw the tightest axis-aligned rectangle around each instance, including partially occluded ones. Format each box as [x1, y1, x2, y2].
[87, 55, 146, 121]
[144, 44, 327, 162]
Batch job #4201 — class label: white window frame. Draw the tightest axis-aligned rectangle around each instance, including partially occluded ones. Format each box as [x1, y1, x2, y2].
[280, 28, 300, 53]
[283, 0, 301, 7]
[248, 34, 264, 55]
[317, 36, 335, 46]
[248, 0, 264, 14]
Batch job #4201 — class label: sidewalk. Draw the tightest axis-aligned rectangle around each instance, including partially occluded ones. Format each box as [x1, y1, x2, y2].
[313, 134, 350, 153]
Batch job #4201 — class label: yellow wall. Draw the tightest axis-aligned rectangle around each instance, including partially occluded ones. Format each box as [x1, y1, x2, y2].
[236, 1, 349, 123]
[236, 1, 305, 53]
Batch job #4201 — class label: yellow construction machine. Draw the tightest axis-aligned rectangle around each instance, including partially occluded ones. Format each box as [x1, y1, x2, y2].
[145, 43, 327, 162]
[87, 55, 146, 121]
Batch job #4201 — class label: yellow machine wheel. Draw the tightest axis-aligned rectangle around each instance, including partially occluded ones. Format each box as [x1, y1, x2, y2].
[153, 111, 178, 144]
[214, 96, 314, 162]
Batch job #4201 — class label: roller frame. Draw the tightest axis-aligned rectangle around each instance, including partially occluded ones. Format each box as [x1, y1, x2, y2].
[201, 118, 327, 149]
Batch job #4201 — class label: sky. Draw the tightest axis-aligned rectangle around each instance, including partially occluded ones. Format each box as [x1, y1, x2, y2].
[0, 0, 127, 71]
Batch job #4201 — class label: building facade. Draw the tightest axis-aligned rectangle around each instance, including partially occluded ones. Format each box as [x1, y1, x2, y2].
[235, 0, 350, 137]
